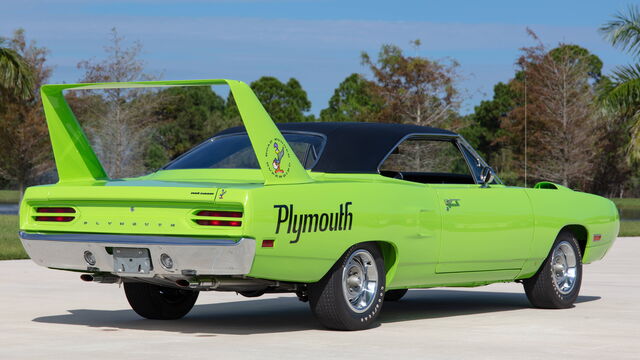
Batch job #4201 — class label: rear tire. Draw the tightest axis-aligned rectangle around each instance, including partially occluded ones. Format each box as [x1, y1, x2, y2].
[124, 281, 199, 320]
[309, 243, 386, 331]
[384, 289, 408, 301]
[523, 231, 582, 309]
[238, 289, 266, 298]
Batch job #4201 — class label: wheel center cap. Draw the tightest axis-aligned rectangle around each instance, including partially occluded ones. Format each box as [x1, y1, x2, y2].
[347, 274, 362, 288]
[553, 263, 566, 278]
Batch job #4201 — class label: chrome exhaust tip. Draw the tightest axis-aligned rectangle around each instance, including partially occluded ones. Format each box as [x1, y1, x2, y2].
[80, 274, 119, 284]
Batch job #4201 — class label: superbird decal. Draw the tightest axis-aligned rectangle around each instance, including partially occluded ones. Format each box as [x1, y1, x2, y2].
[265, 138, 291, 178]
[272, 142, 285, 174]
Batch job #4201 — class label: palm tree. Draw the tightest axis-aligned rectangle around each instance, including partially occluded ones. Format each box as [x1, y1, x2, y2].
[0, 45, 34, 99]
[599, 5, 640, 162]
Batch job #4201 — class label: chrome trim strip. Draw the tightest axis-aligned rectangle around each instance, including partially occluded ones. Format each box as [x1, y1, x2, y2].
[452, 138, 481, 184]
[19, 231, 245, 246]
[456, 136, 503, 185]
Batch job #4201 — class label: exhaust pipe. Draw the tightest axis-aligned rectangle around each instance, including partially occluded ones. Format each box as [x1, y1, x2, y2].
[176, 278, 220, 289]
[175, 277, 277, 291]
[80, 274, 120, 284]
[175, 279, 191, 287]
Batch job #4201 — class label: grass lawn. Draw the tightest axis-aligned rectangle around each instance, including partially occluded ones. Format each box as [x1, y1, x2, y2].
[0, 215, 27, 260]
[610, 198, 640, 236]
[611, 198, 640, 219]
[610, 197, 640, 208]
[0, 190, 19, 204]
[619, 221, 640, 237]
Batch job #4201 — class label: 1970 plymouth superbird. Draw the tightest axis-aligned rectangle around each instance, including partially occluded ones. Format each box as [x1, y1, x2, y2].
[20, 80, 619, 330]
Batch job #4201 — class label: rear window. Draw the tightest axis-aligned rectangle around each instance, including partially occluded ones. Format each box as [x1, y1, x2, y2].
[164, 133, 325, 170]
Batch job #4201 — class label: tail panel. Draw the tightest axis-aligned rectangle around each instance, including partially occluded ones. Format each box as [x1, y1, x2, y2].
[20, 181, 251, 238]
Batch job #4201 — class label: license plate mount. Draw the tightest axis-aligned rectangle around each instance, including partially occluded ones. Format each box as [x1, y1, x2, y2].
[113, 248, 152, 274]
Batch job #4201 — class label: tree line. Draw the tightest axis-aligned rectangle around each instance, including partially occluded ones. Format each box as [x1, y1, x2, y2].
[1, 6, 639, 198]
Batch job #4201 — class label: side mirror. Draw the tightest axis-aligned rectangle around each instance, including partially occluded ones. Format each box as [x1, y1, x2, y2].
[480, 167, 494, 188]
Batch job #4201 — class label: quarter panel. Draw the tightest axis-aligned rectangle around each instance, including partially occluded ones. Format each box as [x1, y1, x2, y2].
[517, 188, 618, 278]
[244, 177, 441, 286]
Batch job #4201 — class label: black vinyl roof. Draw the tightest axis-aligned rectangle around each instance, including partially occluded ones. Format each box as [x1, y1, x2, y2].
[216, 122, 457, 173]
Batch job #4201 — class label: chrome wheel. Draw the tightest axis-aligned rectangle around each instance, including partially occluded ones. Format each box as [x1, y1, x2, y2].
[523, 231, 582, 309]
[342, 249, 379, 313]
[310, 243, 386, 330]
[551, 241, 578, 295]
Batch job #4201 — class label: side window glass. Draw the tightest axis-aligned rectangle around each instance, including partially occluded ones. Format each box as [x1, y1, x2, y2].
[380, 138, 474, 184]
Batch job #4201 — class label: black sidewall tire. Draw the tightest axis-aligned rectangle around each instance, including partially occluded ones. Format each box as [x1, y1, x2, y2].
[309, 242, 386, 331]
[124, 281, 199, 320]
[523, 231, 582, 309]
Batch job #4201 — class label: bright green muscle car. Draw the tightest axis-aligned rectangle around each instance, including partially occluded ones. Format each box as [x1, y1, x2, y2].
[20, 80, 619, 331]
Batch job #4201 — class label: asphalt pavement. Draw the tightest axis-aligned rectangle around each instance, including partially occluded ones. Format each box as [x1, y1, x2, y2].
[0, 238, 638, 360]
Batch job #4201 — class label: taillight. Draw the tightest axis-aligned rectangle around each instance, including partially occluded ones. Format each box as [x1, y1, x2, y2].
[262, 239, 275, 248]
[193, 209, 243, 227]
[34, 207, 76, 222]
[196, 210, 242, 218]
[36, 207, 76, 213]
[35, 216, 75, 222]
[195, 219, 242, 227]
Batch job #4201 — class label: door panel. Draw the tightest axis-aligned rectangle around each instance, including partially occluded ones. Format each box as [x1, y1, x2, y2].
[432, 184, 534, 273]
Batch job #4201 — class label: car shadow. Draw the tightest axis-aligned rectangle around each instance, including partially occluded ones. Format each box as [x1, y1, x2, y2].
[33, 289, 601, 335]
[380, 289, 599, 323]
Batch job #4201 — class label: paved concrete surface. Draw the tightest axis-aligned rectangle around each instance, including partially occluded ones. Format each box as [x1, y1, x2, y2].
[0, 238, 638, 360]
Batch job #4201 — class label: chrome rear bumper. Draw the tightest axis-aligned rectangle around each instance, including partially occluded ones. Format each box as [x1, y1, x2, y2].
[19, 231, 256, 277]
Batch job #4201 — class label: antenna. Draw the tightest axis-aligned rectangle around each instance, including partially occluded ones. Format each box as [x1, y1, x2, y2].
[524, 68, 528, 188]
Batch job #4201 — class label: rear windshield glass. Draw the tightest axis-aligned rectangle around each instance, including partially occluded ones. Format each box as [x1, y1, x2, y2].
[164, 133, 325, 170]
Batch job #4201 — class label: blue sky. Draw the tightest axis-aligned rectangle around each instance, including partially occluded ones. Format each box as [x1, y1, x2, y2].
[1, 0, 633, 115]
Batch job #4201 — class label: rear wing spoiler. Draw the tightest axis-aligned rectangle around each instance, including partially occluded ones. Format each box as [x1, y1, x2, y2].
[40, 79, 312, 185]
